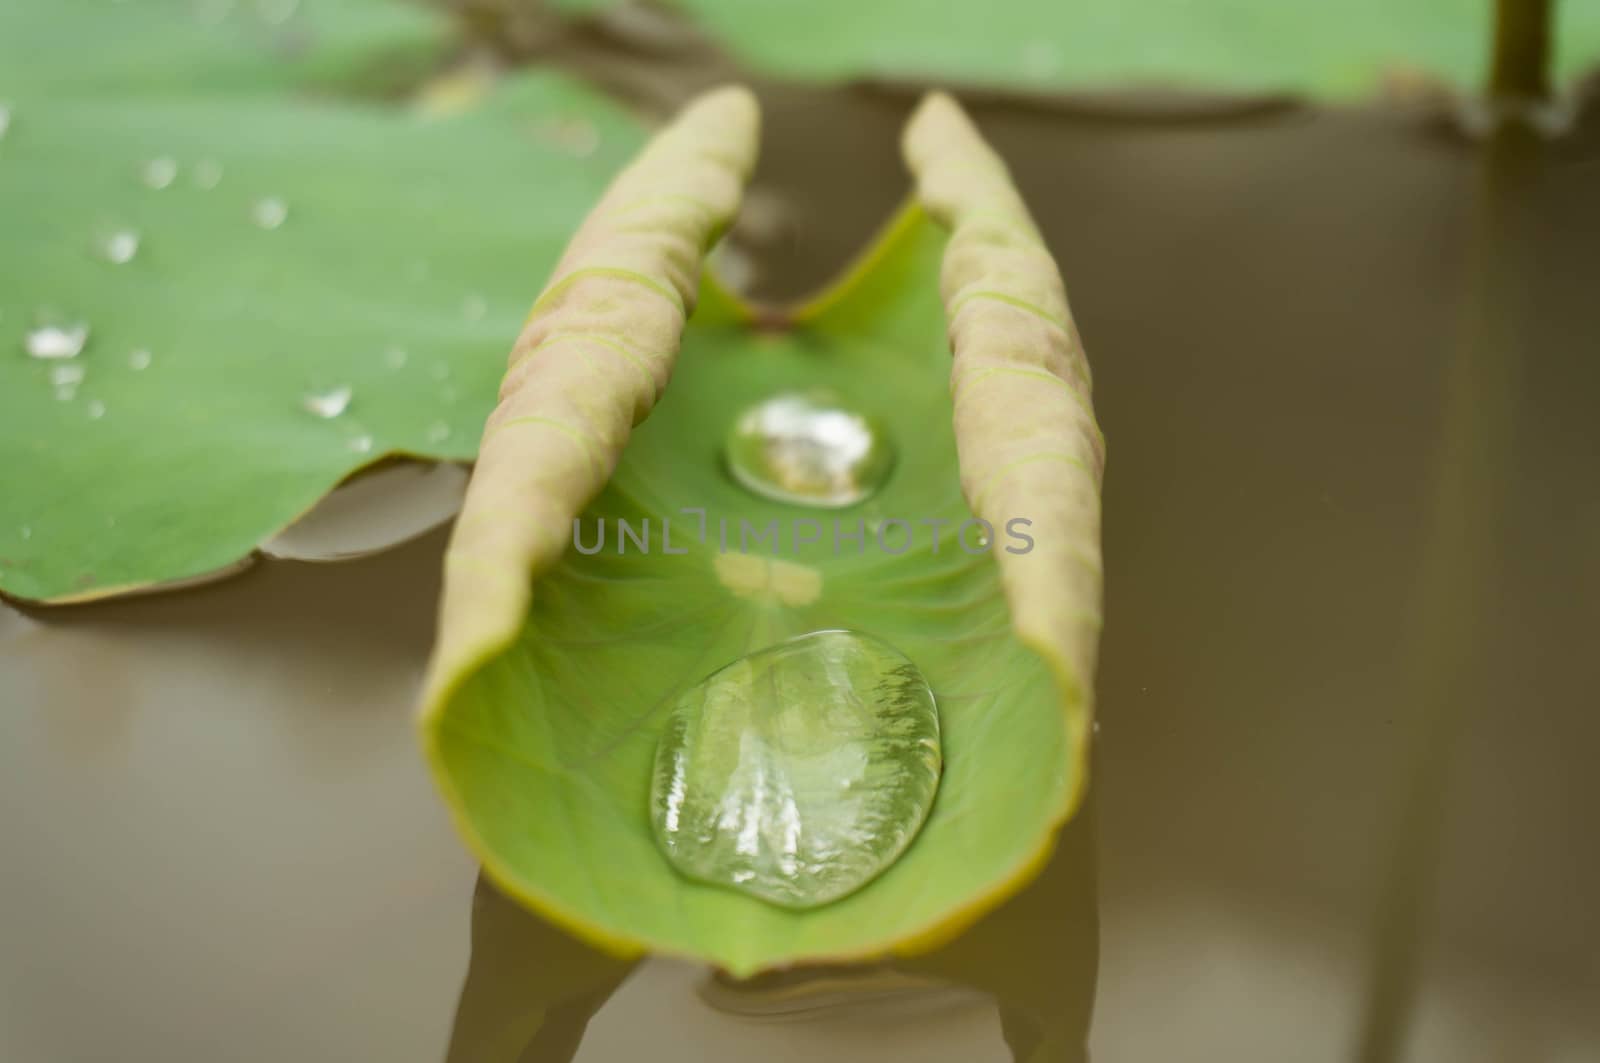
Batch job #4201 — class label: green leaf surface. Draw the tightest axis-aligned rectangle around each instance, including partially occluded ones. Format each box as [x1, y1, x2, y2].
[426, 206, 1087, 975]
[0, 0, 644, 601]
[559, 0, 1600, 96]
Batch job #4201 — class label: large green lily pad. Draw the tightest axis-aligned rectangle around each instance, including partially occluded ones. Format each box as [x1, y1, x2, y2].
[561, 0, 1600, 96]
[0, 0, 643, 601]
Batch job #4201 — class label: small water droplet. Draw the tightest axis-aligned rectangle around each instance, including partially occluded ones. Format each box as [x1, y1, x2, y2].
[0, 104, 12, 140]
[25, 323, 89, 360]
[651, 630, 941, 908]
[348, 434, 373, 454]
[977, 533, 991, 549]
[251, 197, 288, 230]
[50, 364, 85, 398]
[725, 391, 895, 508]
[440, 384, 459, 404]
[128, 348, 152, 370]
[142, 157, 178, 190]
[462, 294, 487, 322]
[383, 346, 408, 369]
[426, 420, 451, 443]
[98, 229, 140, 265]
[86, 399, 106, 420]
[302, 386, 351, 419]
[20, 526, 31, 540]
[192, 158, 224, 190]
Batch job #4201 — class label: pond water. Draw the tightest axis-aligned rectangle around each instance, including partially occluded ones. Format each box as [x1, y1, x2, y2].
[2, 77, 1598, 1063]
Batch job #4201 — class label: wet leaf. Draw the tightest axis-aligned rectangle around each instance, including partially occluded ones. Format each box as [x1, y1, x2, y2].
[0, 0, 644, 601]
[419, 90, 1103, 975]
[558, 0, 1600, 97]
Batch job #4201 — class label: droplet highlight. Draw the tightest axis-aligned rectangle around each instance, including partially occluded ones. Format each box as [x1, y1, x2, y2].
[348, 434, 373, 454]
[650, 630, 942, 908]
[51, 363, 85, 400]
[383, 346, 408, 369]
[128, 348, 152, 370]
[426, 420, 451, 444]
[725, 392, 894, 508]
[98, 229, 140, 265]
[302, 386, 351, 419]
[251, 197, 288, 230]
[142, 157, 179, 190]
[25, 323, 89, 360]
[86, 399, 106, 420]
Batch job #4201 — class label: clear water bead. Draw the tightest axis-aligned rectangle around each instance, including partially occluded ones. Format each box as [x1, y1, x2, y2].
[0, 104, 12, 139]
[128, 348, 152, 370]
[86, 399, 106, 420]
[651, 630, 941, 909]
[725, 391, 894, 508]
[251, 197, 288, 230]
[25, 323, 89, 360]
[142, 157, 178, 190]
[302, 386, 351, 419]
[99, 229, 140, 265]
[348, 434, 373, 454]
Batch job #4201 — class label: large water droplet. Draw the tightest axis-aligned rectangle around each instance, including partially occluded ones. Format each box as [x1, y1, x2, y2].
[651, 630, 941, 908]
[25, 322, 89, 360]
[725, 392, 894, 508]
[302, 386, 351, 418]
[98, 229, 140, 265]
[251, 197, 288, 230]
[142, 157, 179, 190]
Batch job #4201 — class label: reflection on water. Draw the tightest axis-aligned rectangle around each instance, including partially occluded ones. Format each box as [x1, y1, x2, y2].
[444, 795, 1097, 1063]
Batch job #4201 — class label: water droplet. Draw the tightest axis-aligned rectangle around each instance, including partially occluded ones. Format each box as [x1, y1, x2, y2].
[426, 420, 451, 444]
[348, 434, 373, 454]
[251, 197, 288, 230]
[651, 630, 941, 908]
[128, 348, 152, 370]
[192, 158, 224, 190]
[20, 526, 31, 540]
[142, 157, 178, 190]
[50, 364, 85, 399]
[98, 229, 140, 265]
[383, 346, 408, 369]
[0, 104, 12, 140]
[440, 384, 459, 404]
[462, 294, 487, 322]
[302, 386, 351, 419]
[535, 116, 601, 158]
[725, 392, 894, 508]
[25, 322, 89, 360]
[86, 399, 106, 420]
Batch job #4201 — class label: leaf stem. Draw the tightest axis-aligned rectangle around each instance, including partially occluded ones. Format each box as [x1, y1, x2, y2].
[1489, 0, 1552, 100]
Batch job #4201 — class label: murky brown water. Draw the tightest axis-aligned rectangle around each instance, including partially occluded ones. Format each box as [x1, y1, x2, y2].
[2, 78, 1597, 1062]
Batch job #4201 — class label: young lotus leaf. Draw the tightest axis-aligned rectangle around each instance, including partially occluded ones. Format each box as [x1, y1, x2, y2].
[419, 89, 1103, 975]
[556, 0, 1600, 97]
[0, 0, 643, 602]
